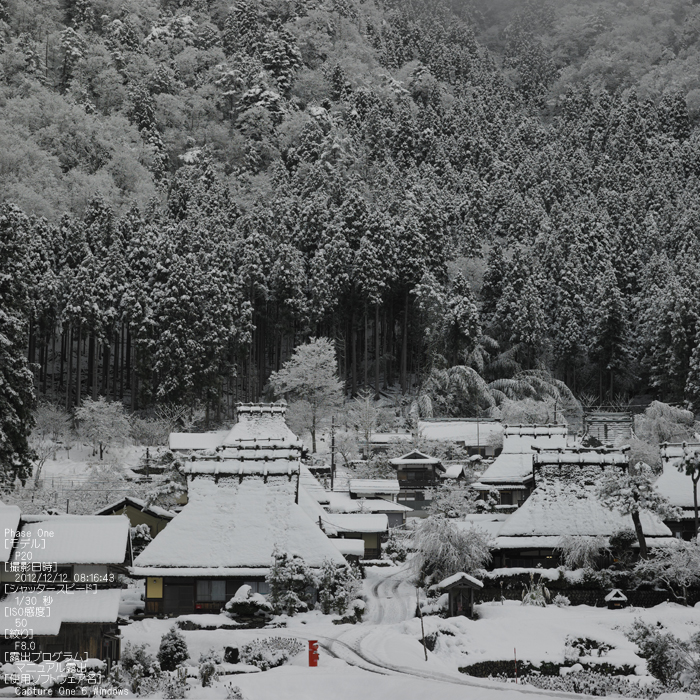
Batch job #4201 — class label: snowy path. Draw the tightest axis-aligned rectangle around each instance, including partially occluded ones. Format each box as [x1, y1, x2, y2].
[319, 567, 592, 699]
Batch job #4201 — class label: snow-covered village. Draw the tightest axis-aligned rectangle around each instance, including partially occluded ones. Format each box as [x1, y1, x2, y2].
[5, 0, 700, 698]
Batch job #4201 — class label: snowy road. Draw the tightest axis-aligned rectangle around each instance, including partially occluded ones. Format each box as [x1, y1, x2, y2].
[318, 567, 594, 699]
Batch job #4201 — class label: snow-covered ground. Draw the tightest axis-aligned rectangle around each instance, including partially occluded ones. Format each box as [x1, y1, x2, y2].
[114, 566, 700, 699]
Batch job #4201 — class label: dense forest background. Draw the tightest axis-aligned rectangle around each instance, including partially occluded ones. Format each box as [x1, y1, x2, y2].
[3, 0, 700, 474]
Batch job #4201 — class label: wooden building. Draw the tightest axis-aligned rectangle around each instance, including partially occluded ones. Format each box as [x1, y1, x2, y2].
[95, 496, 177, 538]
[471, 424, 568, 511]
[320, 513, 388, 560]
[133, 403, 346, 616]
[491, 447, 673, 567]
[431, 572, 483, 618]
[389, 450, 445, 515]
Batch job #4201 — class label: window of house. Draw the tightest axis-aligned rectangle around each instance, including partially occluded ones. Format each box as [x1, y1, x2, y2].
[500, 492, 512, 506]
[196, 580, 226, 602]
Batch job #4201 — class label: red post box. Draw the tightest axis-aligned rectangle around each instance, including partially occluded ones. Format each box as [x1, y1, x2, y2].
[308, 640, 319, 667]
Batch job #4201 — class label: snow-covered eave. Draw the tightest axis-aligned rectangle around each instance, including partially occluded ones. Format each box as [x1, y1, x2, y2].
[504, 425, 567, 436]
[94, 496, 176, 520]
[129, 566, 271, 578]
[433, 571, 484, 590]
[183, 461, 300, 475]
[493, 535, 678, 550]
[472, 480, 530, 489]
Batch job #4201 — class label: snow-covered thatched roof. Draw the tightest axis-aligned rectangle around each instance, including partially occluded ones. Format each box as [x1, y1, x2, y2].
[473, 424, 569, 488]
[496, 485, 672, 540]
[133, 474, 345, 572]
[654, 461, 697, 510]
[300, 465, 329, 504]
[454, 514, 508, 539]
[417, 419, 503, 445]
[221, 403, 299, 445]
[321, 513, 389, 534]
[533, 450, 629, 466]
[12, 515, 130, 565]
[328, 538, 364, 557]
[660, 442, 700, 467]
[0, 505, 20, 562]
[477, 453, 533, 485]
[368, 432, 413, 445]
[349, 479, 400, 495]
[501, 424, 568, 453]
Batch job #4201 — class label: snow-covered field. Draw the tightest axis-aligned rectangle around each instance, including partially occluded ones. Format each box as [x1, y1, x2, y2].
[114, 567, 700, 699]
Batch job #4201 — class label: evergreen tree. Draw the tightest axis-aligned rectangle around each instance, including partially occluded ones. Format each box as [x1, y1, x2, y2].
[0, 205, 36, 485]
[590, 261, 631, 401]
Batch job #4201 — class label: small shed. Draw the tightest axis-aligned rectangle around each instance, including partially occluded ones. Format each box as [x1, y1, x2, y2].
[95, 496, 177, 538]
[605, 588, 628, 609]
[432, 572, 483, 618]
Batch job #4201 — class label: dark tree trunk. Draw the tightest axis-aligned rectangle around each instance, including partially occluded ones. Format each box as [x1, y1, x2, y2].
[364, 308, 368, 391]
[102, 342, 110, 397]
[631, 509, 648, 559]
[113, 331, 119, 400]
[66, 326, 73, 411]
[351, 309, 357, 397]
[401, 291, 408, 394]
[375, 303, 380, 398]
[125, 328, 131, 390]
[87, 334, 95, 397]
[75, 322, 82, 408]
[60, 328, 66, 391]
[693, 475, 699, 539]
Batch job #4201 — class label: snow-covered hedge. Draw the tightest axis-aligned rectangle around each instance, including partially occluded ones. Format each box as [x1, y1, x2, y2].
[523, 671, 663, 698]
[239, 637, 304, 671]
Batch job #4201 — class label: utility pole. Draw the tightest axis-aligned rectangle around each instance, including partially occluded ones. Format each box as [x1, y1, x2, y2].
[330, 415, 335, 491]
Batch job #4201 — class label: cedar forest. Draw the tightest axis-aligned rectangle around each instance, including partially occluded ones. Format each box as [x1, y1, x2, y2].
[2, 0, 700, 481]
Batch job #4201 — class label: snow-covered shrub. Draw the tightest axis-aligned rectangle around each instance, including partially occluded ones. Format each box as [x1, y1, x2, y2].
[634, 539, 700, 605]
[224, 584, 273, 619]
[427, 480, 479, 518]
[412, 516, 492, 586]
[565, 637, 613, 660]
[131, 523, 153, 557]
[336, 598, 365, 624]
[522, 671, 663, 697]
[624, 618, 700, 690]
[556, 535, 609, 570]
[157, 626, 189, 672]
[118, 642, 161, 694]
[240, 637, 304, 671]
[159, 672, 188, 699]
[198, 649, 221, 687]
[420, 592, 448, 616]
[317, 559, 362, 615]
[609, 529, 637, 569]
[225, 683, 247, 699]
[382, 529, 408, 563]
[266, 549, 316, 615]
[553, 593, 570, 607]
[521, 573, 550, 606]
[626, 619, 681, 686]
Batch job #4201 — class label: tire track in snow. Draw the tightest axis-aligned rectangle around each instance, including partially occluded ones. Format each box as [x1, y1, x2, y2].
[325, 568, 591, 699]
